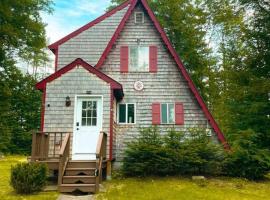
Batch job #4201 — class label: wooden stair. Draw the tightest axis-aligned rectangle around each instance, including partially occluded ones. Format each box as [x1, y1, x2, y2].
[59, 160, 97, 193]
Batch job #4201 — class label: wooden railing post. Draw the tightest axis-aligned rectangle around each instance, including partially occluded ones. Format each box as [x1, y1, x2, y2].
[31, 132, 37, 161]
[58, 133, 70, 187]
[95, 131, 107, 193]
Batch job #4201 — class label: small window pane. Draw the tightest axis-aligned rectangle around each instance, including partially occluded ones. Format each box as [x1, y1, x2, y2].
[82, 118, 86, 126]
[161, 104, 168, 124]
[87, 118, 91, 126]
[168, 104, 175, 123]
[92, 118, 97, 126]
[119, 104, 126, 123]
[128, 104, 135, 123]
[130, 47, 138, 69]
[82, 101, 87, 109]
[82, 110, 86, 117]
[87, 110, 92, 118]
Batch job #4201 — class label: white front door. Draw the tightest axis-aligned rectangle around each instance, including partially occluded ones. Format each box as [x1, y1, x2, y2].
[72, 96, 103, 160]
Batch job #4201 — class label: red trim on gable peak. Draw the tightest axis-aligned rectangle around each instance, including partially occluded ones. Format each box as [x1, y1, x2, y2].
[36, 58, 123, 97]
[96, 0, 229, 149]
[48, 0, 131, 52]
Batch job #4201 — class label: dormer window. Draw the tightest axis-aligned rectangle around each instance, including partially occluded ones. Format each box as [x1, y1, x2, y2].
[135, 12, 144, 24]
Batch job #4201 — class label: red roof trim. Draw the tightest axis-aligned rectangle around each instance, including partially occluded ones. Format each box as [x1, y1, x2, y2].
[36, 58, 123, 91]
[48, 1, 131, 51]
[96, 0, 138, 68]
[96, 0, 229, 149]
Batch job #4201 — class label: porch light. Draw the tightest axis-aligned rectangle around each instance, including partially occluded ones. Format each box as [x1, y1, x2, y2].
[65, 96, 71, 107]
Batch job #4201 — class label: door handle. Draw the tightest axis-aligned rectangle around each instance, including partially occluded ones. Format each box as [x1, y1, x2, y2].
[76, 122, 79, 126]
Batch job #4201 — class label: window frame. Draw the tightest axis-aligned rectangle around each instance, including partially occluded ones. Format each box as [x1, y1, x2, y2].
[129, 46, 149, 72]
[117, 103, 136, 124]
[161, 103, 175, 124]
[134, 11, 144, 24]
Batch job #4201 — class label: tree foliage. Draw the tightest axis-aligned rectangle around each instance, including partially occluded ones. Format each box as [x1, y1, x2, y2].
[0, 0, 52, 154]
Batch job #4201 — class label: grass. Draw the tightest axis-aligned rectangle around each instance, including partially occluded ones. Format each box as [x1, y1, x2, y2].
[0, 155, 59, 200]
[96, 176, 270, 200]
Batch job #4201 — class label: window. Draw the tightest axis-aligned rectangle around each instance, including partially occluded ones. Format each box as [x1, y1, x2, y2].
[81, 101, 97, 126]
[130, 46, 149, 71]
[161, 103, 175, 124]
[135, 12, 144, 24]
[118, 103, 135, 124]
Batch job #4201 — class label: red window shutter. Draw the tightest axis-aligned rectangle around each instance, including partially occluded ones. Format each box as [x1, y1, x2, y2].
[149, 46, 157, 72]
[175, 103, 184, 125]
[120, 46, 129, 73]
[152, 103, 161, 125]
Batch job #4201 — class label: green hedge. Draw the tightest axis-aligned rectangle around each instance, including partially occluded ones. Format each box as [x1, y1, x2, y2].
[122, 127, 225, 177]
[10, 162, 48, 194]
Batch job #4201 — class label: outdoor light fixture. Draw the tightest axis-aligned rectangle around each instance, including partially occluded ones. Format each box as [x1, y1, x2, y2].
[65, 96, 71, 107]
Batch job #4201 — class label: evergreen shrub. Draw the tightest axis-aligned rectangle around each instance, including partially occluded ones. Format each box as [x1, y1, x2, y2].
[10, 162, 47, 194]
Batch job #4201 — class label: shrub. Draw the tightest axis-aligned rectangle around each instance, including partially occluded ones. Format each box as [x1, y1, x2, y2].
[122, 127, 225, 176]
[10, 162, 48, 194]
[223, 130, 270, 180]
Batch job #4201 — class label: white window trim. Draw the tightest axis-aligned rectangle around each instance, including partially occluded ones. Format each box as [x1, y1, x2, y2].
[161, 103, 175, 125]
[134, 11, 144, 24]
[117, 103, 136, 124]
[129, 46, 149, 72]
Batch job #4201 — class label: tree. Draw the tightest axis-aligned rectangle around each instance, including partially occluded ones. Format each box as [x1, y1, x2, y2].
[0, 0, 52, 154]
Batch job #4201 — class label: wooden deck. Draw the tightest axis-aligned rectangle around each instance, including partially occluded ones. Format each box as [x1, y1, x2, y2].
[31, 132, 108, 193]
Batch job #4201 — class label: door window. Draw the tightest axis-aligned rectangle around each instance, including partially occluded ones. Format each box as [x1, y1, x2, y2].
[81, 101, 97, 126]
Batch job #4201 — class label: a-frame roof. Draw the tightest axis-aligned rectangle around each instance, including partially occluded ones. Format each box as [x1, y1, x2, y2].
[46, 0, 229, 149]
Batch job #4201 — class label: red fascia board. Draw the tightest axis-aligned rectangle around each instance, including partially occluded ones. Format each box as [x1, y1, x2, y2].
[48, 0, 131, 52]
[96, 0, 138, 68]
[96, 0, 229, 149]
[36, 58, 123, 91]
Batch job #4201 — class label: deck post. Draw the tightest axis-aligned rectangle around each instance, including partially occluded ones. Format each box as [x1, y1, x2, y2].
[106, 161, 112, 180]
[31, 132, 37, 161]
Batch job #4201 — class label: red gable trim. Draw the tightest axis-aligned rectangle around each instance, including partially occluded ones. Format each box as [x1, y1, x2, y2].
[96, 0, 138, 68]
[36, 58, 123, 91]
[48, 1, 131, 52]
[96, 0, 229, 149]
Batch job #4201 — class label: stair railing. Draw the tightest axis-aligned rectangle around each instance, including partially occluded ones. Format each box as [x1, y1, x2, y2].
[95, 131, 107, 193]
[58, 133, 71, 186]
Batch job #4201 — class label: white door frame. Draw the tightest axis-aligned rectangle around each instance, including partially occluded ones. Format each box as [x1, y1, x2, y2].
[72, 95, 103, 160]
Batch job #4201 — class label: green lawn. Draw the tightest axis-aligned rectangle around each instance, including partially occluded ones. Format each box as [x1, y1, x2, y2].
[96, 177, 270, 200]
[0, 156, 59, 200]
[1, 156, 270, 200]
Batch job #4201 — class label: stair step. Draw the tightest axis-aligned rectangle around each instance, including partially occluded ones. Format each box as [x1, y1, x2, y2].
[67, 161, 96, 168]
[62, 176, 96, 184]
[65, 168, 96, 176]
[59, 184, 96, 193]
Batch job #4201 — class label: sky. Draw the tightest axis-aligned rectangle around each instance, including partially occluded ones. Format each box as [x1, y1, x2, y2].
[42, 0, 111, 44]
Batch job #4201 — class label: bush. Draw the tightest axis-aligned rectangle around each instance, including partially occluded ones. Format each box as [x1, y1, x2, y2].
[122, 127, 225, 176]
[223, 130, 270, 180]
[10, 162, 48, 194]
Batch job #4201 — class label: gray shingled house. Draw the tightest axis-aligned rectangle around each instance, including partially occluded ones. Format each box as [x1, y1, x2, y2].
[31, 0, 228, 193]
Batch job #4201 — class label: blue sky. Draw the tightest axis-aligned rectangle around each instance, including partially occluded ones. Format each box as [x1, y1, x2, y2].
[42, 0, 111, 44]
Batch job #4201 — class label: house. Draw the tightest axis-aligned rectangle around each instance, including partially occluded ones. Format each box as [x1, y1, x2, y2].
[31, 0, 229, 193]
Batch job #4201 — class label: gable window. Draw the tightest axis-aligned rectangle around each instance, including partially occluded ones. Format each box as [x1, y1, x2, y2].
[161, 103, 175, 124]
[135, 12, 144, 24]
[118, 103, 135, 124]
[130, 46, 149, 71]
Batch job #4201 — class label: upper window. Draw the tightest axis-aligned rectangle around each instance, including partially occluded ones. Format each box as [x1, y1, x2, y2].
[130, 46, 149, 71]
[135, 12, 144, 24]
[118, 103, 135, 124]
[161, 103, 175, 124]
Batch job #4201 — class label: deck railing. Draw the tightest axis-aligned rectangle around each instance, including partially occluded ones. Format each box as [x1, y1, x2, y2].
[58, 133, 71, 186]
[95, 131, 107, 193]
[31, 132, 70, 161]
